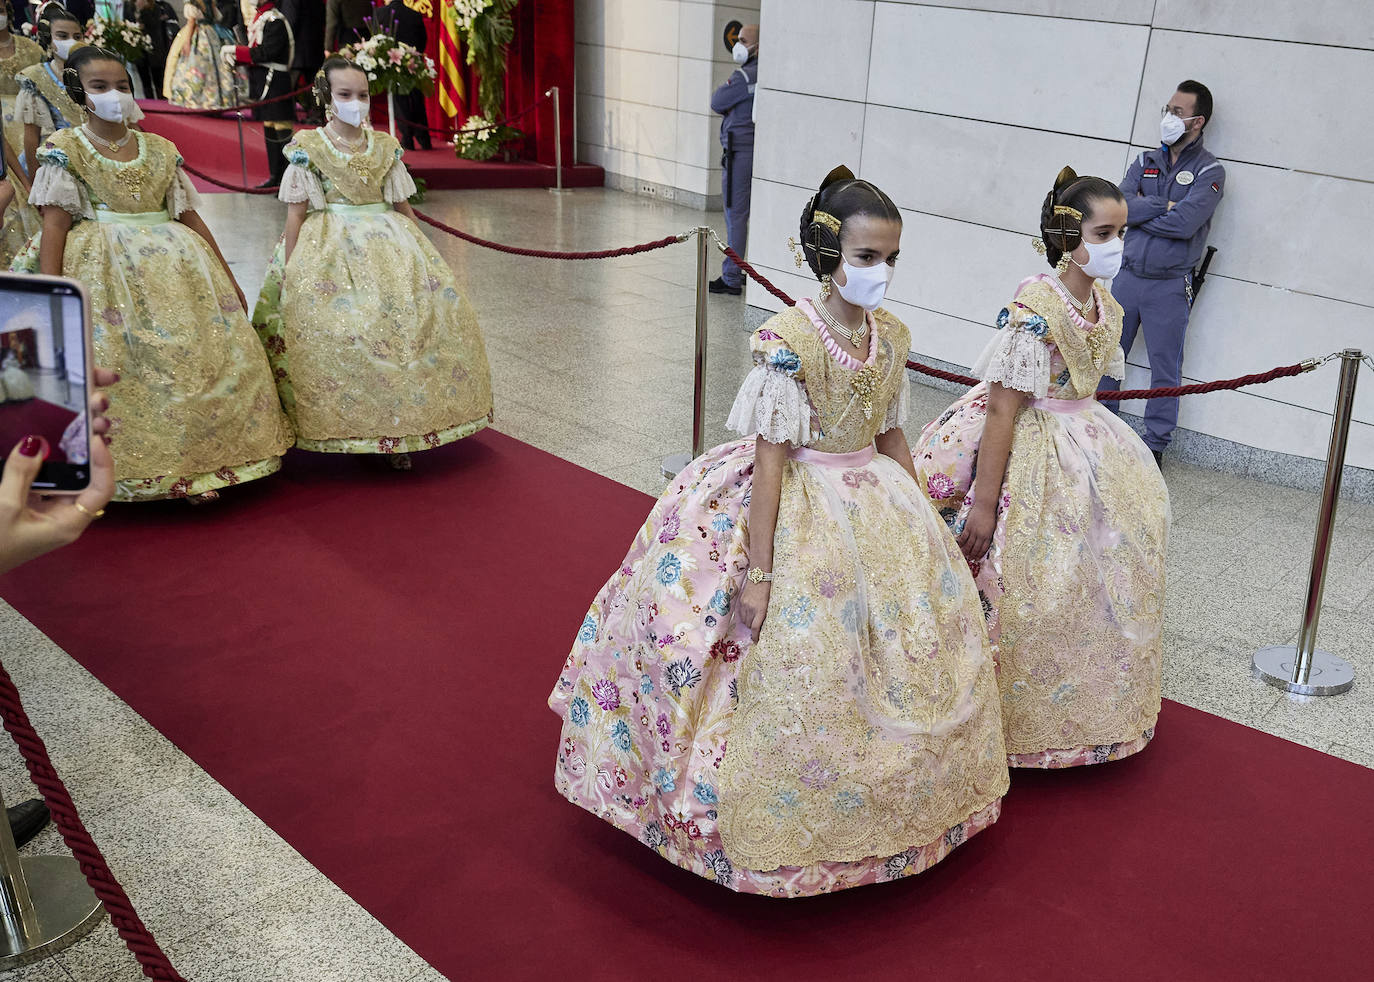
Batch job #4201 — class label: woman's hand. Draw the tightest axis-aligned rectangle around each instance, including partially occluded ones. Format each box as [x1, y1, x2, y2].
[0, 371, 119, 576]
[957, 500, 997, 562]
[738, 580, 772, 643]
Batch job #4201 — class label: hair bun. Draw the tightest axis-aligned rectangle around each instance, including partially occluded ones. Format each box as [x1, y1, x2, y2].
[819, 164, 855, 192]
[1053, 165, 1079, 192]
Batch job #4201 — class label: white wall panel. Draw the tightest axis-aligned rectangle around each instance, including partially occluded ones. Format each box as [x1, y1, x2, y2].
[867, 5, 1149, 140]
[760, 0, 874, 101]
[752, 89, 866, 188]
[885, 210, 1037, 333]
[1133, 31, 1374, 180]
[1148, 278, 1374, 424]
[1175, 160, 1374, 308]
[862, 106, 1125, 234]
[745, 178, 813, 286]
[880, 0, 1146, 23]
[577, 0, 760, 202]
[1153, 0, 1374, 50]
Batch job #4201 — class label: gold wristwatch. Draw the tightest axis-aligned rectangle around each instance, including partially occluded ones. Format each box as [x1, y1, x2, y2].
[747, 567, 773, 584]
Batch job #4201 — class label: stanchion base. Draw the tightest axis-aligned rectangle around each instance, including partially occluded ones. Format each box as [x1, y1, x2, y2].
[0, 855, 105, 969]
[548, 187, 572, 195]
[661, 452, 692, 481]
[1252, 645, 1356, 696]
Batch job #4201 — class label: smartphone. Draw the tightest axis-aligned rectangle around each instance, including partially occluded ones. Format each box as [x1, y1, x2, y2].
[0, 273, 94, 494]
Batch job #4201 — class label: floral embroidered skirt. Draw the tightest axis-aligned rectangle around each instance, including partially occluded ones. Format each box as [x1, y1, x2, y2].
[166, 28, 236, 109]
[549, 439, 1009, 897]
[0, 118, 40, 269]
[252, 209, 493, 454]
[13, 222, 294, 501]
[914, 383, 1170, 767]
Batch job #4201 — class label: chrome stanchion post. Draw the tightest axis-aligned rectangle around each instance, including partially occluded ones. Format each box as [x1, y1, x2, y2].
[546, 86, 568, 194]
[661, 227, 711, 479]
[1252, 348, 1360, 696]
[0, 786, 105, 969]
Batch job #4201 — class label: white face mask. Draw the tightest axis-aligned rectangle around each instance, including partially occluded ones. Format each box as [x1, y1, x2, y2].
[732, 41, 751, 65]
[1073, 236, 1124, 281]
[53, 38, 77, 60]
[1160, 113, 1198, 146]
[834, 259, 893, 311]
[332, 97, 368, 128]
[86, 90, 139, 124]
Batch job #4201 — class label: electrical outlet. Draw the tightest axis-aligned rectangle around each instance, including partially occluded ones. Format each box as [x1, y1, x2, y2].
[640, 184, 658, 196]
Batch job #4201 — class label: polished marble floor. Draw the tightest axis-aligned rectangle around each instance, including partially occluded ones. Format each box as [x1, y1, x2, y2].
[1, 186, 1370, 980]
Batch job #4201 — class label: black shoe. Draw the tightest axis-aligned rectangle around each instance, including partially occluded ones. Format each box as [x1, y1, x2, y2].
[708, 277, 742, 296]
[1152, 450, 1164, 468]
[254, 178, 281, 190]
[7, 799, 51, 849]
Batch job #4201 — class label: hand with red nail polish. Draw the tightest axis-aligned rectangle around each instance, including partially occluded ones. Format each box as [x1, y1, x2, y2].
[0, 374, 118, 575]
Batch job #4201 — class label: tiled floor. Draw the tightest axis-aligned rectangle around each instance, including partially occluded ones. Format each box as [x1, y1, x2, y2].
[1, 186, 1370, 979]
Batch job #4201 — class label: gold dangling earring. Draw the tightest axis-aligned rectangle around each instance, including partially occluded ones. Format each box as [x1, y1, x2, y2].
[819, 274, 832, 299]
[1055, 253, 1072, 276]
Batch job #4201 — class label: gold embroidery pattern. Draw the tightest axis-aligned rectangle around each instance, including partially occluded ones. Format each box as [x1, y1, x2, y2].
[764, 307, 910, 452]
[716, 312, 1008, 871]
[994, 407, 1168, 754]
[50, 129, 177, 214]
[1015, 279, 1123, 399]
[252, 128, 494, 447]
[1, 37, 44, 99]
[295, 128, 398, 205]
[42, 129, 295, 482]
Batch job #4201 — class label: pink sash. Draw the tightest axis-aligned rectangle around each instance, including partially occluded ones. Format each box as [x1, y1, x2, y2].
[1028, 396, 1095, 414]
[788, 445, 876, 467]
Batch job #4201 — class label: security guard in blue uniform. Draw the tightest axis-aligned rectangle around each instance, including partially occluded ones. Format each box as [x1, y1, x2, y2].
[1102, 80, 1224, 465]
[708, 23, 758, 296]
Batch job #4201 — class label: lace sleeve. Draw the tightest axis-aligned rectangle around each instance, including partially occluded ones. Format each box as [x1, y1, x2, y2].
[1103, 343, 1126, 383]
[972, 304, 1052, 398]
[28, 161, 93, 219]
[14, 83, 53, 131]
[166, 164, 204, 218]
[279, 163, 325, 209]
[879, 371, 911, 434]
[726, 364, 815, 446]
[381, 156, 417, 204]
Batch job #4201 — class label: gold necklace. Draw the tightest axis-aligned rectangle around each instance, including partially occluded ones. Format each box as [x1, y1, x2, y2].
[326, 124, 366, 153]
[84, 124, 132, 152]
[1055, 275, 1095, 317]
[813, 297, 867, 346]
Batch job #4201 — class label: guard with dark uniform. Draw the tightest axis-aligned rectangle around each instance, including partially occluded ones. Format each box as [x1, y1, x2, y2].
[708, 22, 757, 296]
[222, 0, 296, 188]
[1101, 79, 1224, 466]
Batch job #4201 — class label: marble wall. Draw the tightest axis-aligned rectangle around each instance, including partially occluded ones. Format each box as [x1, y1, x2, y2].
[745, 0, 1374, 469]
[575, 0, 761, 208]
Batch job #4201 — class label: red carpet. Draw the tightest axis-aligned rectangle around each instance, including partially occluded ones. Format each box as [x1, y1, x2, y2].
[138, 104, 603, 192]
[1, 430, 1371, 981]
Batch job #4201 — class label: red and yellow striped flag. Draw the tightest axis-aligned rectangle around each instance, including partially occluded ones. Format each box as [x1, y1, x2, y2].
[438, 1, 466, 118]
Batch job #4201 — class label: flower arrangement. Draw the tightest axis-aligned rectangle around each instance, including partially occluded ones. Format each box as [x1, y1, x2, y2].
[454, 113, 523, 161]
[85, 16, 153, 64]
[339, 34, 438, 97]
[455, 0, 518, 119]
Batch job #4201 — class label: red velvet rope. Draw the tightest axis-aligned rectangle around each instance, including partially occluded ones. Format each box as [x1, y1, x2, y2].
[0, 661, 185, 980]
[718, 244, 1318, 400]
[413, 210, 688, 260]
[139, 85, 313, 117]
[178, 161, 281, 194]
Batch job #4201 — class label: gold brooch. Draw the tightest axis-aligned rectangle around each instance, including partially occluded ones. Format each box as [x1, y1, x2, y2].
[851, 365, 880, 420]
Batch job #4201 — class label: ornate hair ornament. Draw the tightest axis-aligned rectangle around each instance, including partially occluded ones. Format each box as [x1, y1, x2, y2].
[812, 210, 841, 235]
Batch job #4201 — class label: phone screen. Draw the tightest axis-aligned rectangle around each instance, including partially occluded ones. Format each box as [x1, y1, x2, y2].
[0, 274, 91, 492]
